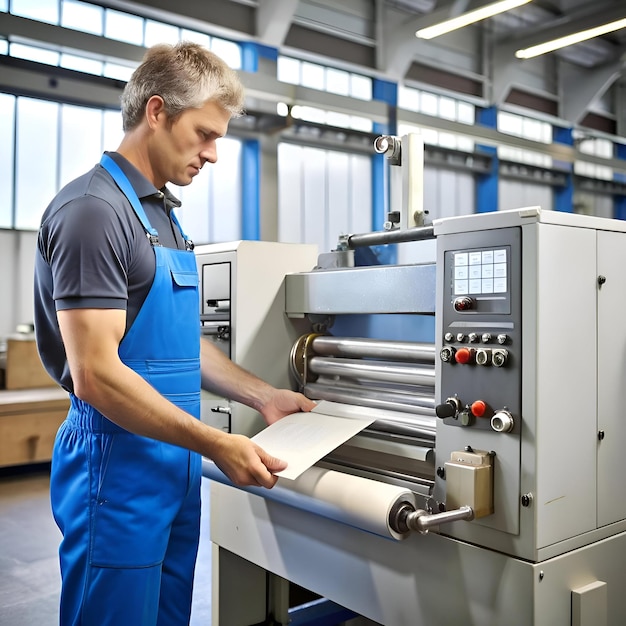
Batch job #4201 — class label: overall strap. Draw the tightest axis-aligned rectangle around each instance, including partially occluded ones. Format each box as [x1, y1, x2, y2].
[170, 210, 195, 251]
[100, 154, 160, 245]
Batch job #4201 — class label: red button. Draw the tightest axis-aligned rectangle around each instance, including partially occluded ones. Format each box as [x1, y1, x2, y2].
[455, 347, 473, 364]
[454, 297, 473, 311]
[471, 400, 487, 417]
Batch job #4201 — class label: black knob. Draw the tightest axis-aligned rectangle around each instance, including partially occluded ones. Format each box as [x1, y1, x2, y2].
[436, 402, 457, 419]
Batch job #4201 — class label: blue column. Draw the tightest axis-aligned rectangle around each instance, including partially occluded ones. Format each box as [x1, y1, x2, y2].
[240, 42, 278, 73]
[239, 44, 278, 240]
[614, 143, 626, 220]
[241, 139, 260, 240]
[475, 106, 498, 213]
[371, 78, 398, 265]
[553, 125, 574, 213]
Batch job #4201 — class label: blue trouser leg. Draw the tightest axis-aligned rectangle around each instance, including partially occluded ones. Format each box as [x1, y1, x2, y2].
[158, 452, 202, 626]
[51, 418, 201, 626]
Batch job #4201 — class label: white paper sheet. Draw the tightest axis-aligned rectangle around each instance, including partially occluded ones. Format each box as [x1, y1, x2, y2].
[251, 400, 375, 480]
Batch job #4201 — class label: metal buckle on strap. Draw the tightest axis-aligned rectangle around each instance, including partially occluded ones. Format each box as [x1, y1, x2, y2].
[185, 239, 195, 251]
[146, 232, 161, 246]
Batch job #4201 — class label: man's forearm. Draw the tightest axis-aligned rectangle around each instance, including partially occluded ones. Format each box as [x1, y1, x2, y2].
[200, 339, 274, 412]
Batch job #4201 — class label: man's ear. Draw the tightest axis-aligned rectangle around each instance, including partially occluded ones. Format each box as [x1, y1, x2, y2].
[145, 95, 166, 129]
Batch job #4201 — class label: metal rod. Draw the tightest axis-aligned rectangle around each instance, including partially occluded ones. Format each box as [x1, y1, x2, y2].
[346, 225, 435, 249]
[407, 506, 475, 533]
[305, 379, 435, 409]
[309, 357, 435, 387]
[311, 336, 435, 363]
[390, 503, 474, 535]
[305, 383, 435, 419]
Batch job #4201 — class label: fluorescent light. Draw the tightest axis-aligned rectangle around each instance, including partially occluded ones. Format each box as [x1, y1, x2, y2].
[515, 17, 626, 58]
[416, 0, 532, 40]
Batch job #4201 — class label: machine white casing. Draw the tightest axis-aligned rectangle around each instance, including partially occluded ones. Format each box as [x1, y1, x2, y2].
[200, 209, 626, 626]
[195, 240, 318, 435]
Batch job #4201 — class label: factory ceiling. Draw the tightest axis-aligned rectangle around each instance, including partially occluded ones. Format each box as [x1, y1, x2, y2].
[1, 0, 625, 134]
[101, 0, 626, 132]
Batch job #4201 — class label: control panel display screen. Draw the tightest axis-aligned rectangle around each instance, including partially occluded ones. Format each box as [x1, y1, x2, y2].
[453, 247, 508, 296]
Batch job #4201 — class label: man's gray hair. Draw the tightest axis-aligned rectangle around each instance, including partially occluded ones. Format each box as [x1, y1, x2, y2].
[121, 41, 245, 131]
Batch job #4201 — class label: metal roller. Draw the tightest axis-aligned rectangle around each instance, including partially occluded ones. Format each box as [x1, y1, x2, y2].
[304, 382, 436, 418]
[308, 357, 435, 388]
[310, 336, 435, 363]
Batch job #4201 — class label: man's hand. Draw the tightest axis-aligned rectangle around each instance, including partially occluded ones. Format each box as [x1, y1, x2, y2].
[260, 389, 317, 425]
[212, 433, 287, 488]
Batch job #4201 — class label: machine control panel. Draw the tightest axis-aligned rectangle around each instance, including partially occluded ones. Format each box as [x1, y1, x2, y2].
[437, 229, 521, 436]
[435, 226, 522, 535]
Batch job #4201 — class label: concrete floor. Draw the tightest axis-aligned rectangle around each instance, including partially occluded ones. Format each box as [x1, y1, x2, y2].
[0, 464, 212, 625]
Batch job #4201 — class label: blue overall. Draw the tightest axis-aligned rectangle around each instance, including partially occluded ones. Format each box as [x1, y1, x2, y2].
[50, 154, 202, 626]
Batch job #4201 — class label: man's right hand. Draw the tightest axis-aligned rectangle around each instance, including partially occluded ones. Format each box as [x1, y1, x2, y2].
[212, 433, 287, 489]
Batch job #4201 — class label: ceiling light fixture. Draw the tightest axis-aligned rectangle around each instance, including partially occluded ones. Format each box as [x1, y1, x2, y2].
[416, 0, 532, 40]
[515, 17, 626, 58]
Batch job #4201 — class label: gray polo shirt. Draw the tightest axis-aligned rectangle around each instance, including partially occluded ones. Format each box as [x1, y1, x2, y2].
[34, 152, 189, 392]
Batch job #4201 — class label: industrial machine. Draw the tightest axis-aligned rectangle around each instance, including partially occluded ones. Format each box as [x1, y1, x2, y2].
[196, 137, 626, 626]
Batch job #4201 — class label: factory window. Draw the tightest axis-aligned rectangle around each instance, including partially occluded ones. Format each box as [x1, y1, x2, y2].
[61, 0, 103, 36]
[498, 111, 552, 144]
[60, 52, 103, 75]
[277, 56, 373, 101]
[290, 105, 372, 133]
[398, 85, 475, 126]
[4, 93, 241, 240]
[326, 67, 350, 96]
[0, 93, 15, 229]
[11, 0, 58, 24]
[171, 138, 242, 244]
[10, 42, 59, 66]
[277, 57, 373, 132]
[15, 98, 58, 230]
[59, 104, 104, 189]
[573, 133, 614, 181]
[301, 61, 326, 90]
[102, 61, 135, 82]
[5, 1, 242, 70]
[497, 111, 553, 169]
[104, 9, 144, 45]
[498, 146, 553, 169]
[277, 142, 372, 253]
[144, 19, 180, 46]
[398, 123, 474, 153]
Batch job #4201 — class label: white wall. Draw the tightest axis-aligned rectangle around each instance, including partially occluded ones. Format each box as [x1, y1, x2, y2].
[277, 142, 372, 253]
[0, 230, 38, 339]
[499, 179, 553, 212]
[398, 165, 475, 265]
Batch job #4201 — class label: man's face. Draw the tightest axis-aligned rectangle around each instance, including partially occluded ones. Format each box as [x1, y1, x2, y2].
[153, 99, 232, 188]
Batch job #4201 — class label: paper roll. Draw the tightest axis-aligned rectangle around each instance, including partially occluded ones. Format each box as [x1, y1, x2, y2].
[202, 459, 417, 541]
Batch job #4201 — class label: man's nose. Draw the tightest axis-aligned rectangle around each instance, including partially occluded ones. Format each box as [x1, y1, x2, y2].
[201, 143, 218, 164]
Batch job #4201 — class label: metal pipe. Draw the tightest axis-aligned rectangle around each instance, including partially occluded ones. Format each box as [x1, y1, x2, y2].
[313, 375, 435, 400]
[305, 383, 436, 420]
[311, 336, 435, 363]
[390, 503, 474, 535]
[346, 225, 435, 249]
[305, 379, 435, 408]
[309, 357, 435, 387]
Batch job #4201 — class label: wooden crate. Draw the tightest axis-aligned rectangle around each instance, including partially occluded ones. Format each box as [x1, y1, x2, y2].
[4, 337, 56, 390]
[0, 388, 69, 467]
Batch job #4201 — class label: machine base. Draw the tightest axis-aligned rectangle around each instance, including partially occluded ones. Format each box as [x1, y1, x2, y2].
[208, 481, 622, 626]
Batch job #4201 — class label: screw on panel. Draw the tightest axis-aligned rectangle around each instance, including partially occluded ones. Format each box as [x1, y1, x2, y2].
[521, 493, 533, 507]
[598, 430, 605, 441]
[436, 466, 446, 479]
[539, 571, 544, 581]
[597, 275, 606, 288]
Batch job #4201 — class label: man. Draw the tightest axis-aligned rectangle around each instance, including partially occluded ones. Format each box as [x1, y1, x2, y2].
[34, 42, 315, 626]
